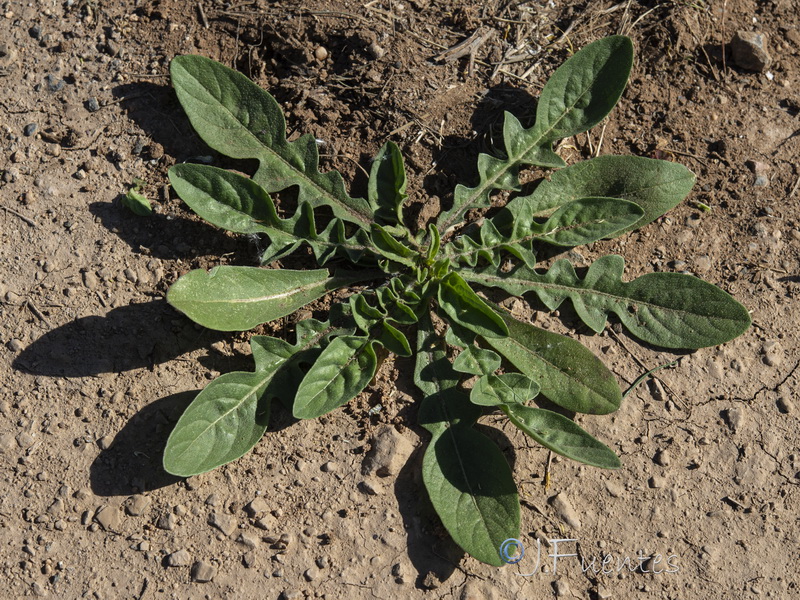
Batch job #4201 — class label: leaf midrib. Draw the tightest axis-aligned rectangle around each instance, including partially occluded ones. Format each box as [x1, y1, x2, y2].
[464, 270, 741, 326]
[439, 53, 607, 234]
[183, 67, 372, 228]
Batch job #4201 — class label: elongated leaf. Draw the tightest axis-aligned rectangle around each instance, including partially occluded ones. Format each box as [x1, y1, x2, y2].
[436, 36, 633, 234]
[471, 373, 540, 407]
[530, 35, 633, 144]
[368, 141, 407, 227]
[168, 266, 367, 331]
[168, 164, 375, 265]
[466, 255, 752, 349]
[484, 311, 621, 415]
[293, 335, 378, 419]
[370, 224, 417, 268]
[170, 55, 373, 229]
[415, 318, 519, 567]
[423, 423, 520, 566]
[163, 325, 334, 476]
[445, 197, 642, 266]
[502, 404, 620, 469]
[437, 272, 508, 339]
[495, 155, 696, 236]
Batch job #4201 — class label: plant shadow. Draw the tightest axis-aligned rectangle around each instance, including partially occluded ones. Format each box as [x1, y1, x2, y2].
[12, 300, 224, 377]
[90, 389, 196, 496]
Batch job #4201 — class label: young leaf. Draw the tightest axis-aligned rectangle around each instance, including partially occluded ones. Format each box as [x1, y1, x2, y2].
[368, 140, 407, 227]
[437, 272, 508, 339]
[495, 155, 696, 236]
[163, 336, 293, 477]
[370, 224, 417, 268]
[445, 197, 643, 266]
[483, 310, 622, 415]
[502, 404, 620, 469]
[471, 373, 541, 407]
[168, 267, 369, 331]
[436, 36, 634, 234]
[170, 55, 373, 229]
[465, 255, 752, 349]
[122, 188, 153, 216]
[293, 335, 378, 419]
[378, 321, 412, 357]
[416, 319, 519, 567]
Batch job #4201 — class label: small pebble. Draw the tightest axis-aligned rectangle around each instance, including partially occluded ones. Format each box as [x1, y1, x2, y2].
[553, 579, 571, 597]
[97, 435, 113, 450]
[761, 341, 783, 367]
[314, 46, 328, 61]
[45, 74, 65, 92]
[86, 97, 100, 112]
[93, 505, 121, 531]
[367, 41, 386, 59]
[549, 492, 581, 529]
[7, 339, 24, 352]
[166, 549, 191, 567]
[191, 560, 216, 582]
[23, 123, 37, 136]
[776, 397, 793, 414]
[156, 512, 176, 530]
[648, 475, 665, 489]
[303, 567, 319, 582]
[279, 591, 302, 600]
[245, 497, 269, 517]
[654, 449, 671, 467]
[3, 167, 18, 183]
[208, 512, 236, 536]
[124, 495, 150, 516]
[321, 461, 337, 473]
[723, 407, 745, 432]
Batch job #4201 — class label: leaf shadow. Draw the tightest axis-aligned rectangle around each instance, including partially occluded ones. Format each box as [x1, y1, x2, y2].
[12, 300, 223, 377]
[89, 389, 196, 496]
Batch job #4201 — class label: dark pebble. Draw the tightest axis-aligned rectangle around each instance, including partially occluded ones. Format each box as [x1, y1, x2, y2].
[45, 74, 65, 92]
[29, 25, 42, 39]
[86, 97, 100, 112]
[23, 123, 37, 137]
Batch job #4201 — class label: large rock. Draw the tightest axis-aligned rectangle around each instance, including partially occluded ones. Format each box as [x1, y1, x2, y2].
[731, 31, 771, 72]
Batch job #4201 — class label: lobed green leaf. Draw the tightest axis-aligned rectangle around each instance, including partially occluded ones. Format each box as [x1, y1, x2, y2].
[436, 36, 633, 234]
[170, 55, 373, 229]
[467, 255, 752, 349]
[495, 155, 696, 236]
[445, 197, 643, 267]
[163, 328, 333, 477]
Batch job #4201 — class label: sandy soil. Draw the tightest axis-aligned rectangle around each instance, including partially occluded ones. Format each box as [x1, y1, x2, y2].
[1, 0, 799, 598]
